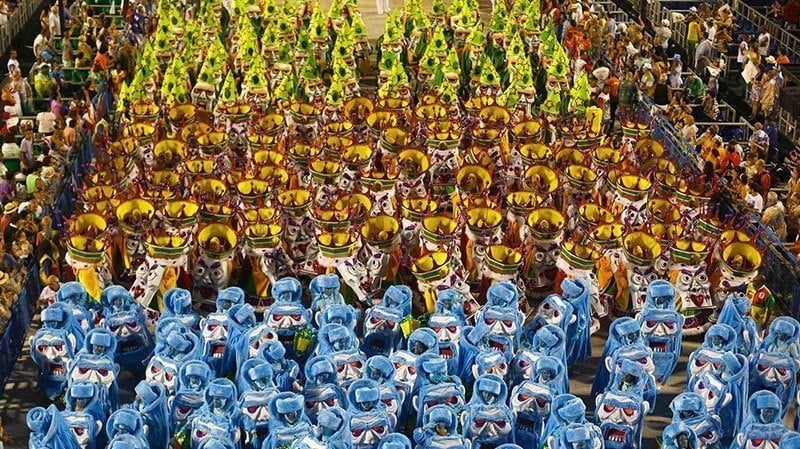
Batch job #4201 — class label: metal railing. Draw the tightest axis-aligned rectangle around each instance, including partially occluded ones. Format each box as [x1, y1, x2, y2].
[0, 0, 49, 56]
[732, 0, 800, 59]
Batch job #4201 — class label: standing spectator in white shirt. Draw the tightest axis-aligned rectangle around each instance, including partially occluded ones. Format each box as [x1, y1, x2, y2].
[48, 6, 60, 37]
[36, 106, 57, 135]
[758, 27, 771, 56]
[738, 35, 750, 68]
[654, 19, 672, 52]
[6, 49, 18, 76]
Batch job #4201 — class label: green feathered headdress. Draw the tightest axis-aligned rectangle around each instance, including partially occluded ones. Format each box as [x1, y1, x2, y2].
[300, 57, 321, 82]
[467, 23, 485, 48]
[431, 0, 445, 17]
[429, 25, 448, 56]
[383, 11, 403, 43]
[351, 14, 368, 42]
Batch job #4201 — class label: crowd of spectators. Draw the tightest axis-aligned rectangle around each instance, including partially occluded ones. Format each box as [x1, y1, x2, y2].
[0, 0, 138, 332]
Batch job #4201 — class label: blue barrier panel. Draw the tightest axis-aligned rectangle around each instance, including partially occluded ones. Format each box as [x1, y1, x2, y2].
[0, 265, 39, 394]
[639, 99, 800, 315]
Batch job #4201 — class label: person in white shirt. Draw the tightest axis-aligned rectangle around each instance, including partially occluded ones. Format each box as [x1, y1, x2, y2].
[48, 6, 60, 37]
[36, 108, 57, 135]
[32, 30, 52, 60]
[746, 181, 764, 212]
[654, 19, 672, 51]
[738, 35, 750, 66]
[758, 28, 770, 56]
[6, 49, 18, 75]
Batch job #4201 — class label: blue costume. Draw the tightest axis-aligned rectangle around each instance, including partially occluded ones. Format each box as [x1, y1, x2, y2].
[106, 409, 149, 449]
[541, 394, 588, 446]
[188, 378, 240, 449]
[595, 390, 650, 449]
[412, 405, 471, 449]
[731, 391, 788, 449]
[31, 304, 82, 400]
[27, 405, 82, 449]
[238, 359, 278, 449]
[637, 280, 683, 385]
[376, 433, 411, 449]
[361, 303, 404, 358]
[314, 407, 352, 449]
[532, 356, 567, 395]
[171, 360, 214, 434]
[462, 374, 515, 449]
[200, 306, 236, 377]
[561, 277, 592, 366]
[65, 381, 107, 438]
[382, 285, 413, 317]
[130, 380, 169, 449]
[265, 278, 313, 359]
[591, 317, 641, 399]
[146, 326, 201, 395]
[761, 317, 800, 361]
[263, 392, 313, 449]
[669, 392, 723, 449]
[303, 355, 348, 422]
[605, 343, 658, 408]
[413, 356, 466, 428]
[161, 288, 202, 333]
[428, 311, 463, 375]
[316, 304, 360, 332]
[101, 287, 154, 376]
[236, 322, 279, 372]
[547, 423, 604, 449]
[61, 407, 102, 449]
[348, 379, 396, 448]
[57, 281, 95, 332]
[435, 289, 466, 325]
[68, 328, 120, 413]
[687, 324, 737, 380]
[310, 274, 345, 315]
[661, 422, 697, 449]
[529, 294, 574, 335]
[782, 432, 800, 449]
[259, 341, 302, 392]
[216, 286, 246, 312]
[510, 379, 553, 449]
[717, 295, 757, 356]
[750, 349, 796, 418]
[317, 323, 361, 355]
[472, 349, 510, 383]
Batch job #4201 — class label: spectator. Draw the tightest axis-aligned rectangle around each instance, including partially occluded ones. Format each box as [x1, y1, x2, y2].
[737, 35, 751, 71]
[753, 159, 772, 199]
[746, 180, 765, 213]
[728, 139, 744, 167]
[680, 115, 698, 146]
[762, 70, 780, 117]
[6, 49, 18, 75]
[668, 54, 683, 99]
[749, 75, 764, 120]
[776, 49, 791, 65]
[757, 26, 770, 57]
[33, 29, 53, 61]
[750, 122, 770, 157]
[687, 15, 701, 55]
[786, 0, 800, 30]
[764, 117, 779, 163]
[48, 6, 60, 37]
[618, 70, 637, 113]
[763, 191, 788, 241]
[694, 32, 712, 75]
[38, 275, 60, 308]
[684, 73, 705, 101]
[18, 127, 35, 175]
[36, 105, 57, 136]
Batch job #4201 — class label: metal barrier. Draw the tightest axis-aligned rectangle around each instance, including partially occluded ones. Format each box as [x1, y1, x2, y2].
[0, 0, 49, 56]
[733, 0, 800, 60]
[640, 97, 800, 316]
